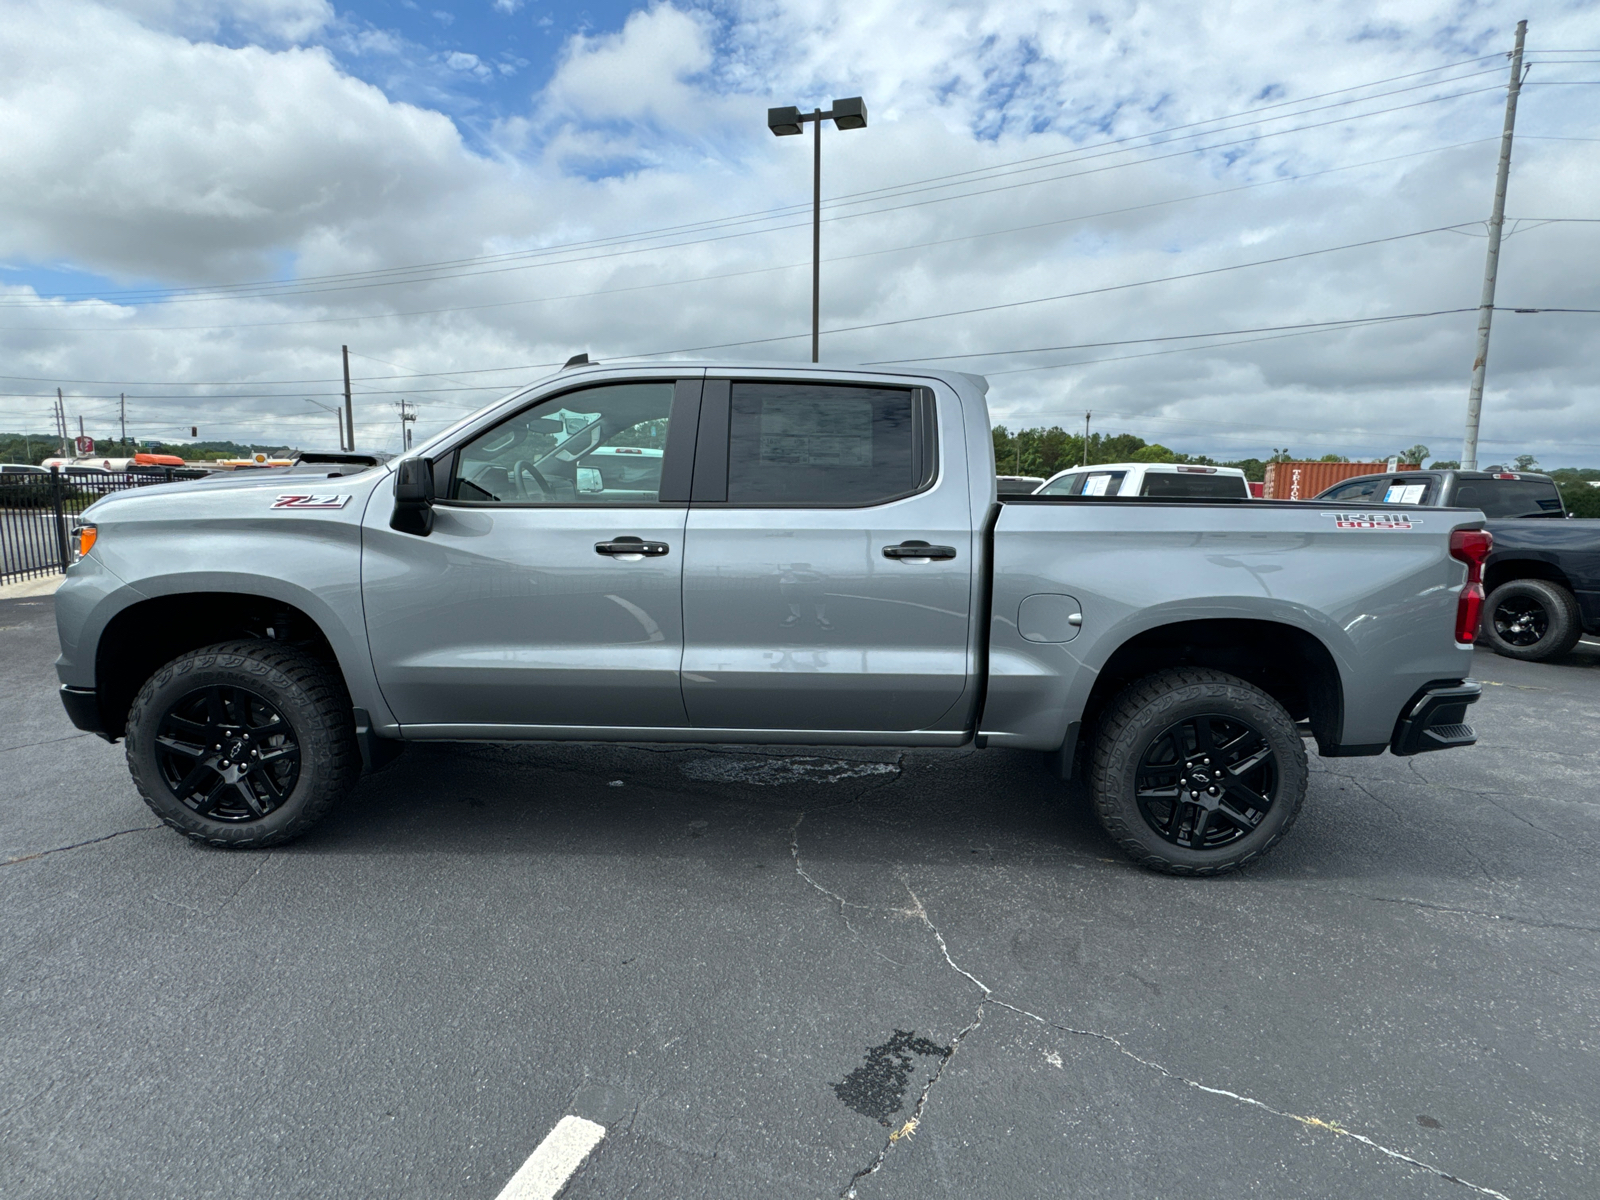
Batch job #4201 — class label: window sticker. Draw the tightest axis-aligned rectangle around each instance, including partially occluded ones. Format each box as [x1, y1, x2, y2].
[1383, 483, 1427, 505]
[1082, 473, 1115, 496]
[758, 398, 873, 467]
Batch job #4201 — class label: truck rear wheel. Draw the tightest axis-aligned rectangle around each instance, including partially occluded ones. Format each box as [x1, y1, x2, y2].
[125, 640, 359, 848]
[1089, 668, 1307, 875]
[1481, 579, 1582, 662]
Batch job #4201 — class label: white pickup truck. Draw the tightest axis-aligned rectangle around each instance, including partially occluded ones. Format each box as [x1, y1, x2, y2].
[55, 361, 1488, 874]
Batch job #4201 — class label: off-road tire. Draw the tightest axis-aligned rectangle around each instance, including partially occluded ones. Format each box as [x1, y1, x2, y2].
[1481, 579, 1582, 663]
[126, 640, 358, 848]
[1089, 668, 1307, 876]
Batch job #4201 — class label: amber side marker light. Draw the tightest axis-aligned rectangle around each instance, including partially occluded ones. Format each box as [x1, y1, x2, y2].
[77, 525, 97, 557]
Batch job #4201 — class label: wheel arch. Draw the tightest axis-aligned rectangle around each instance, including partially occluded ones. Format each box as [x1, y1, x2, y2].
[95, 591, 351, 741]
[1483, 556, 1575, 596]
[1078, 617, 1344, 755]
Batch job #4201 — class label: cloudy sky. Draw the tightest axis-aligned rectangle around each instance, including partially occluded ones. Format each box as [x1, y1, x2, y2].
[1, 0, 1597, 463]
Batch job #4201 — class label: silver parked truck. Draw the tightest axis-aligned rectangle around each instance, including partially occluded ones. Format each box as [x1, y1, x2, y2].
[54, 363, 1489, 874]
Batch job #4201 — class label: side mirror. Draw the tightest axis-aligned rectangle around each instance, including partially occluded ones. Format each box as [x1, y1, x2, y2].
[391, 458, 434, 536]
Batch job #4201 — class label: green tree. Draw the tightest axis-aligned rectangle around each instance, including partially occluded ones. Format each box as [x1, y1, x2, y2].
[1318, 454, 1349, 463]
[1398, 444, 1430, 466]
[1560, 482, 1600, 518]
[1428, 460, 1460, 469]
[1512, 453, 1540, 472]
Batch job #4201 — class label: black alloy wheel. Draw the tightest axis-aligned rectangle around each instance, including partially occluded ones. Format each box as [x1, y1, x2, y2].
[154, 685, 301, 822]
[1480, 579, 1583, 662]
[1491, 596, 1547, 648]
[1134, 714, 1276, 851]
[127, 640, 359, 847]
[1089, 667, 1307, 875]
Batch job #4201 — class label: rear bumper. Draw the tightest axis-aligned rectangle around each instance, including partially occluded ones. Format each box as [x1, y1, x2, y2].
[1390, 680, 1481, 756]
[59, 685, 113, 741]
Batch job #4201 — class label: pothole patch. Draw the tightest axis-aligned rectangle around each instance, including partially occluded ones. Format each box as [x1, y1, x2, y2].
[680, 756, 900, 787]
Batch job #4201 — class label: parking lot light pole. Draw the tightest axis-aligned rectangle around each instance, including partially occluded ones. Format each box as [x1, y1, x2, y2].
[767, 97, 867, 362]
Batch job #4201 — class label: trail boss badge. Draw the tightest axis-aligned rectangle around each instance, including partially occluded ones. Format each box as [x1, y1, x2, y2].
[1322, 511, 1418, 530]
[272, 494, 351, 510]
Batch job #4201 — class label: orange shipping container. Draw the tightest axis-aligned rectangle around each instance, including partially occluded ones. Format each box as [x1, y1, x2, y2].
[1262, 460, 1420, 500]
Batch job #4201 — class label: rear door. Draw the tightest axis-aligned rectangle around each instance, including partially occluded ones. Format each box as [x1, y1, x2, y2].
[362, 376, 700, 730]
[679, 376, 974, 733]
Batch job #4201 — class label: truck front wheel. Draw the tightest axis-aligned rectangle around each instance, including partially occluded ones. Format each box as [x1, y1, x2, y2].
[1089, 669, 1307, 875]
[125, 640, 359, 848]
[1481, 579, 1582, 662]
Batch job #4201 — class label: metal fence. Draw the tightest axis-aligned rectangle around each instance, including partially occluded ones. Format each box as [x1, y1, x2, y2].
[0, 468, 208, 588]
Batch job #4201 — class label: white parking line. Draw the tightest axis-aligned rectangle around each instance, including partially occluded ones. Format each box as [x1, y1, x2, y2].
[495, 1114, 606, 1200]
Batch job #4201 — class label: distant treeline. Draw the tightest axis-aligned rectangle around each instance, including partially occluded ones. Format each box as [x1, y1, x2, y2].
[0, 435, 290, 465]
[992, 424, 1600, 515]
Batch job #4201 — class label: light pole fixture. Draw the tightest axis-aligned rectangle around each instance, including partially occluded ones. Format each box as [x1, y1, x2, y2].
[767, 96, 867, 362]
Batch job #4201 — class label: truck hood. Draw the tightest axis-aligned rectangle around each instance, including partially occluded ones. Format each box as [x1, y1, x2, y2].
[81, 463, 390, 520]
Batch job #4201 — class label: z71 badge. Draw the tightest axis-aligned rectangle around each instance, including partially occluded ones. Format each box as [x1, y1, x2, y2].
[272, 494, 351, 510]
[1322, 511, 1417, 530]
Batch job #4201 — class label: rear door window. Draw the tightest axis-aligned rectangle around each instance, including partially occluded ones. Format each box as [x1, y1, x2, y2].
[1140, 472, 1248, 498]
[1452, 479, 1564, 517]
[1079, 471, 1126, 496]
[1381, 477, 1431, 504]
[722, 382, 933, 506]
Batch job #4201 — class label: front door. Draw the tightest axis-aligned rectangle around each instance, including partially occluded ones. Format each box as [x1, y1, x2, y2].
[362, 378, 699, 731]
[680, 377, 975, 733]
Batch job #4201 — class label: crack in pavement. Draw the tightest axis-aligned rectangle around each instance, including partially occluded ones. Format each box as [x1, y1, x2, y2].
[789, 824, 1515, 1200]
[0, 731, 94, 755]
[2, 825, 161, 865]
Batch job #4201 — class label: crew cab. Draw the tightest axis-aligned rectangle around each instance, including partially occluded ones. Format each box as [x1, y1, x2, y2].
[1314, 469, 1599, 661]
[55, 363, 1490, 874]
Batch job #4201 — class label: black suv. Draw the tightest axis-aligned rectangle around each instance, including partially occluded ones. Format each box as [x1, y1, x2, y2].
[1315, 469, 1598, 662]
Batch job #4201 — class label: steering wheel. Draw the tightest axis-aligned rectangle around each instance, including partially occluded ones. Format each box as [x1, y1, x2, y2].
[511, 459, 551, 499]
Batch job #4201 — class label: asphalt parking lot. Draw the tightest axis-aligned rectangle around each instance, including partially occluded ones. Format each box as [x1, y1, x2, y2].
[2, 591, 1597, 1200]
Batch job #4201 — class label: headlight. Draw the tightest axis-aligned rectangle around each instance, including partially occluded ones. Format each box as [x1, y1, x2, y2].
[77, 524, 97, 556]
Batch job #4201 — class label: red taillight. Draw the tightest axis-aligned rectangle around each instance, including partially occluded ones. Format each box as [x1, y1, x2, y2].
[1450, 528, 1493, 643]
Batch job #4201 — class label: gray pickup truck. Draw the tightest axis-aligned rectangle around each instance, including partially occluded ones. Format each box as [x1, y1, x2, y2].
[55, 362, 1489, 874]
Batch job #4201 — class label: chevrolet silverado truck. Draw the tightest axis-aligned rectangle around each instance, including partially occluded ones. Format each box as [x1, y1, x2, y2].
[1314, 468, 1600, 661]
[55, 363, 1490, 874]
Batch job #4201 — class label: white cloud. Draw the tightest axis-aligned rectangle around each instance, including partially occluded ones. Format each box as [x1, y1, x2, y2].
[0, 0, 1597, 464]
[99, 0, 331, 41]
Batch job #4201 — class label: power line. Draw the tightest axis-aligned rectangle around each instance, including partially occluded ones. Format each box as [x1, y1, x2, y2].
[0, 137, 1504, 339]
[0, 74, 1510, 314]
[623, 224, 1480, 359]
[4, 56, 1509, 309]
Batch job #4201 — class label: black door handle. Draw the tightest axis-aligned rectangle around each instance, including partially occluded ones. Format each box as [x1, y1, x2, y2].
[883, 540, 957, 561]
[596, 537, 670, 558]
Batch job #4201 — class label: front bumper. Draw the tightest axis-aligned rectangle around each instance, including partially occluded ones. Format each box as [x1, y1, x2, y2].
[58, 685, 112, 741]
[1390, 680, 1481, 756]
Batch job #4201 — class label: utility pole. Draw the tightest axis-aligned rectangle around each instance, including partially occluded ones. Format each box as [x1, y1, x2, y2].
[55, 389, 69, 458]
[342, 345, 354, 452]
[397, 399, 416, 452]
[1462, 19, 1528, 471]
[120, 393, 126, 448]
[1082, 411, 1091, 467]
